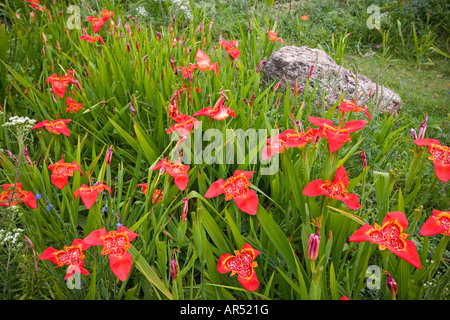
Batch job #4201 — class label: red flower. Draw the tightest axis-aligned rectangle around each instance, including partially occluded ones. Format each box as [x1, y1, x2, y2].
[66, 97, 85, 113]
[166, 114, 199, 136]
[205, 170, 258, 215]
[262, 128, 316, 160]
[176, 64, 197, 79]
[137, 184, 164, 204]
[217, 243, 260, 291]
[32, 119, 71, 136]
[151, 158, 190, 191]
[100, 10, 114, 19]
[26, 0, 40, 8]
[268, 30, 284, 43]
[84, 226, 139, 281]
[217, 39, 240, 60]
[0, 183, 37, 209]
[193, 96, 235, 121]
[192, 49, 218, 76]
[301, 16, 309, 21]
[39, 239, 91, 280]
[303, 165, 360, 210]
[86, 16, 110, 33]
[339, 100, 372, 120]
[413, 138, 449, 183]
[74, 182, 112, 209]
[349, 211, 421, 269]
[46, 73, 75, 98]
[80, 34, 105, 45]
[309, 116, 368, 153]
[420, 210, 450, 236]
[48, 159, 83, 190]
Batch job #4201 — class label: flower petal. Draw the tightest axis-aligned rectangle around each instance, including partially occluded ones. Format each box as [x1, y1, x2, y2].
[109, 252, 133, 281]
[83, 228, 109, 246]
[238, 271, 259, 291]
[233, 189, 258, 215]
[204, 179, 226, 198]
[303, 179, 326, 197]
[217, 253, 233, 274]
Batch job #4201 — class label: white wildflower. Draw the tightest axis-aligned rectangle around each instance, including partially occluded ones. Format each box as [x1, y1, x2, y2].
[136, 6, 148, 17]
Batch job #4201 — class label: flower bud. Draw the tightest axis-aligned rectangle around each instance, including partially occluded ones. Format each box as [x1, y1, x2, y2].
[181, 198, 188, 223]
[24, 147, 32, 167]
[386, 272, 398, 299]
[308, 65, 314, 79]
[5, 150, 18, 163]
[170, 259, 178, 281]
[105, 145, 113, 166]
[307, 233, 320, 261]
[250, 94, 256, 106]
[410, 128, 417, 140]
[274, 79, 282, 92]
[418, 115, 428, 139]
[256, 60, 266, 73]
[361, 150, 367, 168]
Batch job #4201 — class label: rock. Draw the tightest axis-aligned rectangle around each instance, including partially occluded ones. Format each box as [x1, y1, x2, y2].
[262, 46, 402, 115]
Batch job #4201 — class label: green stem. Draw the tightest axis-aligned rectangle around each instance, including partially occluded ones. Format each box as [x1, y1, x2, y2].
[323, 150, 338, 181]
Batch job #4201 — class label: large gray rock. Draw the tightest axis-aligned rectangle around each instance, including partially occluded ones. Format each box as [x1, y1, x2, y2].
[262, 46, 402, 115]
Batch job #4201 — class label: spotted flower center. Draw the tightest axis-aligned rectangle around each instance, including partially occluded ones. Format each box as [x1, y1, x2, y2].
[225, 249, 258, 279]
[78, 184, 106, 195]
[436, 212, 450, 235]
[223, 175, 251, 200]
[367, 221, 407, 251]
[321, 181, 346, 199]
[102, 232, 131, 257]
[323, 124, 349, 136]
[430, 145, 450, 165]
[53, 163, 77, 176]
[0, 188, 28, 206]
[50, 78, 69, 88]
[168, 163, 186, 175]
[269, 138, 286, 149]
[56, 245, 85, 267]
[197, 61, 210, 71]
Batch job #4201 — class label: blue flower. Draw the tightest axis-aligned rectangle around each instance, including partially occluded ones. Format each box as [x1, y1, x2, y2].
[35, 193, 42, 200]
[46, 204, 53, 211]
[116, 223, 122, 228]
